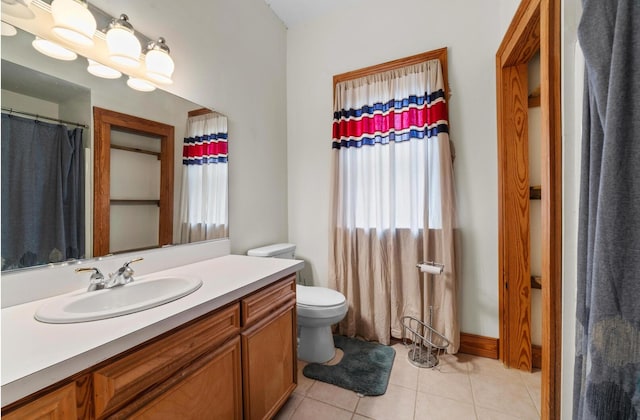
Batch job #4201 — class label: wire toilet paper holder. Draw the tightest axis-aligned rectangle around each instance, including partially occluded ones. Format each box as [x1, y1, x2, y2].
[401, 261, 450, 368]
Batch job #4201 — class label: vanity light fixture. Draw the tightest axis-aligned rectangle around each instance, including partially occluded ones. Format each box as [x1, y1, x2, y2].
[1, 0, 34, 20]
[87, 59, 121, 79]
[32, 36, 78, 61]
[144, 37, 174, 85]
[126, 76, 155, 92]
[106, 14, 141, 68]
[51, 0, 96, 47]
[3, 1, 176, 93]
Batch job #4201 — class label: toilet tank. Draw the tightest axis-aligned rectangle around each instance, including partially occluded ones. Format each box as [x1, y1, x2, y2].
[247, 243, 296, 259]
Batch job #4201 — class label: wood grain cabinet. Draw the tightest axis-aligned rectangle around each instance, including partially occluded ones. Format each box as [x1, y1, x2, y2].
[2, 382, 77, 420]
[2, 274, 297, 420]
[121, 336, 243, 420]
[95, 303, 242, 418]
[241, 275, 297, 420]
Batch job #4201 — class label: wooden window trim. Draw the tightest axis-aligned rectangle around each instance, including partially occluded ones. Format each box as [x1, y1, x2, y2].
[333, 47, 450, 104]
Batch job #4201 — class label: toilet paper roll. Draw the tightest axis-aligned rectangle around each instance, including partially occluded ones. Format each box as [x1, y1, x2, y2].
[418, 263, 444, 275]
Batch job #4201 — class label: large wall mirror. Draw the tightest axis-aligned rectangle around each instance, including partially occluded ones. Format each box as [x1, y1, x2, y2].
[1, 23, 229, 272]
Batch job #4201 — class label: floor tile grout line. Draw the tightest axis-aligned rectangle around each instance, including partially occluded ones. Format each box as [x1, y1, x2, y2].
[464, 367, 481, 420]
[524, 382, 542, 417]
[298, 394, 359, 418]
[285, 393, 303, 420]
[353, 395, 360, 417]
[468, 364, 483, 413]
[303, 390, 361, 414]
[391, 381, 420, 392]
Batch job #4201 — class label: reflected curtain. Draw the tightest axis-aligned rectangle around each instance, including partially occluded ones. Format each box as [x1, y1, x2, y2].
[574, 1, 640, 418]
[329, 59, 459, 352]
[179, 113, 228, 243]
[1, 114, 85, 270]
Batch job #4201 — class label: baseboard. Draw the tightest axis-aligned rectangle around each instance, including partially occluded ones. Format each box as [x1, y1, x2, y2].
[459, 332, 499, 359]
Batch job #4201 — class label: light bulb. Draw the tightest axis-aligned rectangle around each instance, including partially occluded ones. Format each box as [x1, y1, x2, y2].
[32, 37, 77, 61]
[87, 59, 121, 79]
[1, 21, 17, 37]
[106, 14, 141, 68]
[127, 77, 155, 92]
[145, 38, 174, 85]
[1, 0, 34, 19]
[51, 0, 96, 47]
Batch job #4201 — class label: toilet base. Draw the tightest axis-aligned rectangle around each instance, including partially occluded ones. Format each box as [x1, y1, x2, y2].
[297, 325, 336, 363]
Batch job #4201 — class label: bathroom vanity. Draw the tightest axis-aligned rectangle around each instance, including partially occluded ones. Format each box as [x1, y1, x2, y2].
[1, 254, 302, 419]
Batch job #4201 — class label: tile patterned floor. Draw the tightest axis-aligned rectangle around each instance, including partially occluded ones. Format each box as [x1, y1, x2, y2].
[275, 343, 541, 420]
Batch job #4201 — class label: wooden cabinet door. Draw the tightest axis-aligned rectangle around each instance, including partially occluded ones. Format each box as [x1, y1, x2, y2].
[241, 304, 296, 420]
[2, 382, 77, 420]
[121, 336, 243, 420]
[93, 304, 240, 417]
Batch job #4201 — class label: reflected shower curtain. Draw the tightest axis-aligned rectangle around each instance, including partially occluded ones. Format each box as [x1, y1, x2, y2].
[1, 114, 85, 269]
[329, 60, 459, 352]
[574, 1, 640, 418]
[179, 113, 228, 243]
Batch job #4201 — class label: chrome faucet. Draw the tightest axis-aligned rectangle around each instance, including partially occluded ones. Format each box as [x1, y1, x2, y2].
[75, 267, 106, 291]
[75, 257, 144, 291]
[105, 257, 143, 288]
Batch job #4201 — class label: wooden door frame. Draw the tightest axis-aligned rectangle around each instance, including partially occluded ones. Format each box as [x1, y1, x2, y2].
[93, 107, 174, 256]
[496, 0, 561, 419]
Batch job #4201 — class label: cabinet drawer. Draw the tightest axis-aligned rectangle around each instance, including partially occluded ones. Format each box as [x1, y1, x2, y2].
[93, 303, 240, 417]
[241, 275, 296, 326]
[118, 336, 243, 420]
[2, 382, 77, 420]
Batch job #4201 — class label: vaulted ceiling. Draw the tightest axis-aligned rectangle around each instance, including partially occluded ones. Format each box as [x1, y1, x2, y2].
[264, 0, 362, 28]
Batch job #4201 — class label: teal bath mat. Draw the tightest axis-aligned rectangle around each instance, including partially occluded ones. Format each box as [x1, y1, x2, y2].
[302, 335, 395, 396]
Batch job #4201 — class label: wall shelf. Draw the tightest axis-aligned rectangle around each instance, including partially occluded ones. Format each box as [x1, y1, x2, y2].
[111, 144, 160, 158]
[110, 199, 160, 206]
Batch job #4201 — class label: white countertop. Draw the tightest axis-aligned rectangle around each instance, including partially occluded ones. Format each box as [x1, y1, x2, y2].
[1, 254, 304, 406]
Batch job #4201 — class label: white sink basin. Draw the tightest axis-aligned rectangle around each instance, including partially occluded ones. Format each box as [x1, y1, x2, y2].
[35, 276, 203, 324]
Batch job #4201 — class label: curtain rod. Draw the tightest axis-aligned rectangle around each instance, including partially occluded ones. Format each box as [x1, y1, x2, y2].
[1, 107, 88, 129]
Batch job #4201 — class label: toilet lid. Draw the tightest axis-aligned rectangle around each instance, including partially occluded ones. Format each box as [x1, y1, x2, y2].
[296, 285, 346, 307]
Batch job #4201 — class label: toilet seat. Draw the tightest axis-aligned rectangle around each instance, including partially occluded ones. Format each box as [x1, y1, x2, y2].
[296, 284, 345, 306]
[296, 285, 347, 319]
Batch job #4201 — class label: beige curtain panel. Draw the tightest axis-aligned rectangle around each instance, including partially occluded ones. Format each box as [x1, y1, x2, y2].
[329, 59, 459, 353]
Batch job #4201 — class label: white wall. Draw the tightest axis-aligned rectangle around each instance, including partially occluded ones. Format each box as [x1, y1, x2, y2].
[286, 0, 520, 338]
[1, 90, 60, 118]
[89, 0, 289, 255]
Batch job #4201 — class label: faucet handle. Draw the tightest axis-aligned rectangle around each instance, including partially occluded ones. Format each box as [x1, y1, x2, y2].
[123, 257, 144, 268]
[76, 267, 105, 291]
[120, 257, 144, 283]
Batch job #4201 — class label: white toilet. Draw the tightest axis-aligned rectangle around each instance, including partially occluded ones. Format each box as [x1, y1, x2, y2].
[247, 243, 348, 363]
